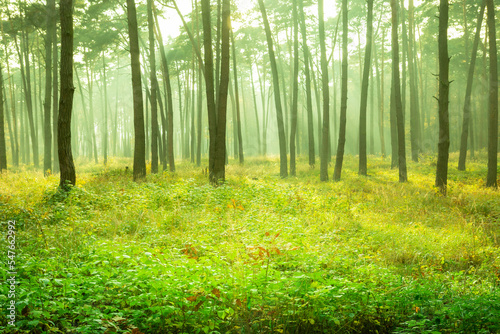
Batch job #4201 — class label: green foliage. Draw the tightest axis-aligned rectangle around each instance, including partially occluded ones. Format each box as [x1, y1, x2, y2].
[0, 155, 499, 333]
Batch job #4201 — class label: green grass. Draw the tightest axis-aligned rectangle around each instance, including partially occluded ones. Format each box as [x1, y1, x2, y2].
[0, 154, 499, 333]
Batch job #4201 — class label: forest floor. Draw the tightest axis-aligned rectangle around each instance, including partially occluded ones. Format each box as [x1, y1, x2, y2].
[0, 153, 499, 334]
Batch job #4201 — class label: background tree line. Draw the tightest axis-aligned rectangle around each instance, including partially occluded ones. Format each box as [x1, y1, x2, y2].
[0, 0, 498, 190]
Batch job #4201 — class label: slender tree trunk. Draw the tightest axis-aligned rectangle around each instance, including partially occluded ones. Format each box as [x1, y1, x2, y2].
[43, 0, 55, 174]
[153, 10, 175, 171]
[259, 0, 287, 178]
[249, 67, 261, 155]
[435, 0, 450, 194]
[400, 0, 407, 121]
[58, 0, 75, 189]
[52, 13, 59, 172]
[486, 0, 498, 188]
[298, 0, 315, 167]
[201, 0, 217, 180]
[102, 54, 109, 166]
[3, 82, 14, 168]
[147, 0, 158, 173]
[231, 30, 244, 164]
[408, 0, 421, 162]
[212, 0, 231, 183]
[0, 63, 6, 171]
[358, 0, 374, 176]
[391, 0, 407, 182]
[195, 0, 203, 167]
[458, 1, 485, 171]
[375, 29, 386, 157]
[333, 0, 348, 181]
[20, 22, 39, 168]
[290, 0, 299, 176]
[319, 0, 329, 181]
[126, 0, 146, 180]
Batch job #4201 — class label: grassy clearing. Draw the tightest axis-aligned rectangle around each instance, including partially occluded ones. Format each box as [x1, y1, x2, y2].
[0, 154, 499, 333]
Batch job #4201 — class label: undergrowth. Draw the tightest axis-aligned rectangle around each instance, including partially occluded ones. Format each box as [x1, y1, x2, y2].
[0, 154, 499, 333]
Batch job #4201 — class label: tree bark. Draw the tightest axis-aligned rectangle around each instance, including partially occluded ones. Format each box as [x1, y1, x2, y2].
[231, 30, 244, 164]
[43, 0, 55, 175]
[298, 0, 315, 167]
[57, 0, 75, 190]
[212, 0, 231, 183]
[319, 0, 329, 181]
[52, 11, 59, 172]
[126, 0, 146, 180]
[290, 0, 299, 176]
[408, 0, 421, 162]
[391, 0, 407, 182]
[0, 63, 6, 171]
[358, 0, 374, 176]
[147, 0, 158, 173]
[258, 0, 287, 178]
[333, 0, 348, 181]
[435, 0, 450, 194]
[201, 0, 217, 180]
[458, 1, 485, 171]
[486, 0, 498, 188]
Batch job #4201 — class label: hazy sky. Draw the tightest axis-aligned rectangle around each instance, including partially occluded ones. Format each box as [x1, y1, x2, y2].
[158, 0, 339, 40]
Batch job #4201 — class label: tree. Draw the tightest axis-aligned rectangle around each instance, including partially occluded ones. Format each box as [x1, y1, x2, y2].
[298, 0, 315, 168]
[147, 0, 158, 173]
[458, 1, 485, 171]
[231, 30, 244, 164]
[290, 0, 299, 176]
[408, 0, 421, 162]
[212, 0, 231, 183]
[0, 62, 6, 172]
[201, 0, 217, 181]
[358, 0, 374, 176]
[485, 0, 498, 188]
[435, 0, 450, 194]
[333, 0, 348, 181]
[57, 0, 76, 190]
[391, 0, 407, 183]
[258, 0, 287, 178]
[43, 0, 55, 175]
[153, 6, 175, 172]
[126, 0, 146, 181]
[319, 0, 329, 181]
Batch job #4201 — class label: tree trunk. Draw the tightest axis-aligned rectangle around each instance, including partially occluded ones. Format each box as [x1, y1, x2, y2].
[212, 0, 231, 183]
[58, 0, 75, 190]
[290, 0, 299, 176]
[201, 0, 217, 181]
[358, 0, 374, 176]
[486, 0, 498, 188]
[52, 12, 59, 172]
[43, 0, 55, 175]
[231, 30, 244, 164]
[458, 1, 485, 171]
[126, 0, 146, 180]
[319, 0, 329, 181]
[153, 10, 175, 172]
[333, 0, 348, 181]
[0, 63, 6, 171]
[147, 0, 158, 173]
[435, 0, 450, 194]
[298, 0, 315, 167]
[391, 0, 407, 183]
[102, 54, 109, 166]
[375, 29, 386, 158]
[408, 0, 421, 162]
[249, 67, 261, 155]
[258, 0, 287, 178]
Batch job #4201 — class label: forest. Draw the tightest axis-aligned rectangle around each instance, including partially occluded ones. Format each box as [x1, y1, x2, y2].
[0, 0, 499, 333]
